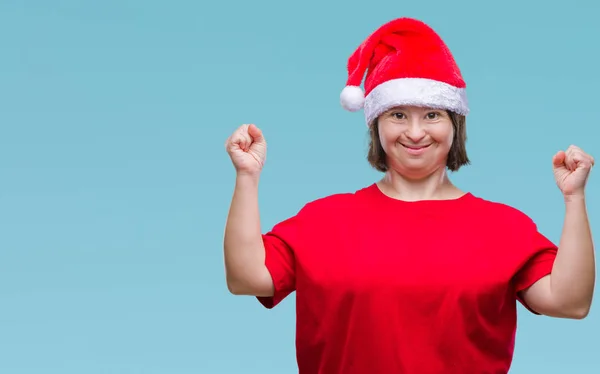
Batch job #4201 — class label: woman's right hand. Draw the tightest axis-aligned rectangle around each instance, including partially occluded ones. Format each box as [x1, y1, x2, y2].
[225, 124, 267, 177]
[223, 123, 274, 297]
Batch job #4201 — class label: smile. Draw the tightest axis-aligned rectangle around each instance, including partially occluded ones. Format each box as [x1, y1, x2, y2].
[399, 143, 432, 155]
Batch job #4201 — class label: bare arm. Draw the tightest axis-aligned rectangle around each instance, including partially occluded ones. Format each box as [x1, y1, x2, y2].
[521, 195, 595, 318]
[521, 146, 595, 319]
[223, 123, 273, 296]
[224, 174, 274, 296]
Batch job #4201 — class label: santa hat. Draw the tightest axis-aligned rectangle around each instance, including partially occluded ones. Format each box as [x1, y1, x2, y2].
[340, 17, 469, 126]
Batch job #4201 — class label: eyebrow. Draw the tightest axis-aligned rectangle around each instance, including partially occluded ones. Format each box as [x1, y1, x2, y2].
[387, 107, 444, 113]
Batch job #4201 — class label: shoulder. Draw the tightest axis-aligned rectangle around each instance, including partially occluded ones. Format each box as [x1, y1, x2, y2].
[267, 185, 373, 235]
[462, 195, 556, 258]
[467, 194, 537, 231]
[298, 184, 376, 215]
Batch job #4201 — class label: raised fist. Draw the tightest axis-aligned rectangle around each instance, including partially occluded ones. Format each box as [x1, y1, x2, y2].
[552, 145, 594, 198]
[225, 124, 267, 176]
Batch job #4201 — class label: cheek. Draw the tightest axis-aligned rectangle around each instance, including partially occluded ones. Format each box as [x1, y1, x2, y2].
[378, 129, 399, 151]
[432, 127, 454, 148]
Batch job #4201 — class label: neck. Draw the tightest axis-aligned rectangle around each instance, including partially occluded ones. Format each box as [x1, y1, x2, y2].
[378, 167, 462, 201]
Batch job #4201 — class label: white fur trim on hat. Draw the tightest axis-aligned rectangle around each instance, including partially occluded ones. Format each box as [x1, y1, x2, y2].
[363, 78, 469, 126]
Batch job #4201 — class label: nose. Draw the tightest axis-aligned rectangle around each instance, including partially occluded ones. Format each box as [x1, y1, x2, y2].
[405, 120, 426, 144]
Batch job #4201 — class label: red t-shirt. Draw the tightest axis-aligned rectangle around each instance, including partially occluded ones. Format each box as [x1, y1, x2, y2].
[257, 183, 557, 374]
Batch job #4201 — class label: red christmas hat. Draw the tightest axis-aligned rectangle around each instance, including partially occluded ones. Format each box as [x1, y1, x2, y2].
[340, 17, 469, 126]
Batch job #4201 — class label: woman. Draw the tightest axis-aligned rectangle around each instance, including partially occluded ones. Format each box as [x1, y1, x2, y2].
[223, 17, 595, 374]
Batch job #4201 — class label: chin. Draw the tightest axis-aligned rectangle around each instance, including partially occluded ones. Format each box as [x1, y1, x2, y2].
[397, 156, 432, 169]
[391, 159, 444, 178]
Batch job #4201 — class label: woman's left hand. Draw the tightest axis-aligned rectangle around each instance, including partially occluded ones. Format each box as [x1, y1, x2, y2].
[552, 145, 595, 198]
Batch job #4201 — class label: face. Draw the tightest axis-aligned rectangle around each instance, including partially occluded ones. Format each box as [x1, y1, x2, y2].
[377, 105, 454, 179]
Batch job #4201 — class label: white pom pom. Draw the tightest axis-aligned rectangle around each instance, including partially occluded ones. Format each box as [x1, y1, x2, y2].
[340, 85, 364, 112]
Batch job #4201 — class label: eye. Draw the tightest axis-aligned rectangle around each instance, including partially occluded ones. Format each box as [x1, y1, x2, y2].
[392, 112, 406, 119]
[426, 111, 441, 120]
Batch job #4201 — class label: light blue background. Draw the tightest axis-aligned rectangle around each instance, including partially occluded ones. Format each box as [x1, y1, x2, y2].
[1, 1, 598, 373]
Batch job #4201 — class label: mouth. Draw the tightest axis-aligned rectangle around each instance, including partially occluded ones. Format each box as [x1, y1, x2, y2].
[399, 143, 432, 155]
[400, 143, 432, 150]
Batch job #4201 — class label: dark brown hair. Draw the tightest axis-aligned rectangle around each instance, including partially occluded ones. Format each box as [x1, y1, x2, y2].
[367, 111, 470, 172]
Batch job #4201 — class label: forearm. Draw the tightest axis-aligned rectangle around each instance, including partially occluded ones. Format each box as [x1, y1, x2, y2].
[223, 173, 269, 294]
[550, 194, 595, 314]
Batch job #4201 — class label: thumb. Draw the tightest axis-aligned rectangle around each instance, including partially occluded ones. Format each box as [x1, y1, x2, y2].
[248, 124, 265, 143]
[552, 150, 566, 168]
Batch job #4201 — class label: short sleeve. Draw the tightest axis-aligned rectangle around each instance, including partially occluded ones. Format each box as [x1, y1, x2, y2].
[256, 207, 307, 309]
[513, 228, 558, 313]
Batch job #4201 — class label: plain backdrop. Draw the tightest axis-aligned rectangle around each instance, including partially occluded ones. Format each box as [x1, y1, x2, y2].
[1, 0, 598, 373]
